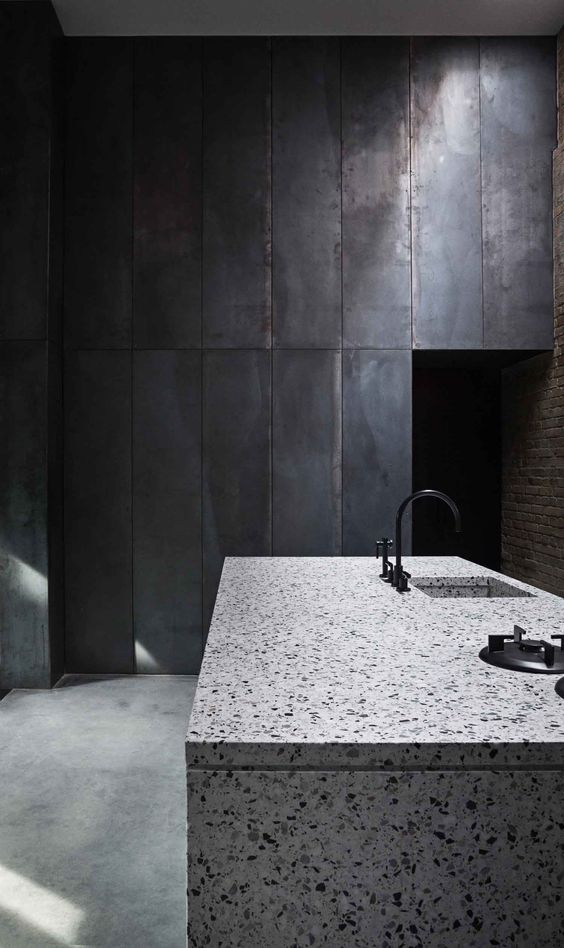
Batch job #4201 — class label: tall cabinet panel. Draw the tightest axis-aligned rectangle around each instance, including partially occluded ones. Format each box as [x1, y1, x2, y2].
[65, 40, 133, 348]
[0, 343, 48, 688]
[65, 352, 133, 673]
[343, 350, 412, 554]
[0, 3, 61, 341]
[481, 38, 556, 349]
[203, 39, 271, 348]
[342, 38, 411, 349]
[272, 39, 341, 348]
[273, 350, 342, 554]
[0, 3, 63, 690]
[133, 351, 202, 673]
[411, 38, 483, 349]
[203, 351, 271, 632]
[133, 39, 202, 348]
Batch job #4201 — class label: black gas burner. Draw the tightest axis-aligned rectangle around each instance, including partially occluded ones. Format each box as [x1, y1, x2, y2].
[480, 625, 564, 674]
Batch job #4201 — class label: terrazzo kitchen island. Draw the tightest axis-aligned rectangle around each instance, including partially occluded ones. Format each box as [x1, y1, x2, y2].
[186, 557, 564, 947]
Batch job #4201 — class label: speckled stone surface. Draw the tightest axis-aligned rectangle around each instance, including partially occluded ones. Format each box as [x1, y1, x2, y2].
[186, 557, 564, 947]
[187, 556, 564, 770]
[188, 768, 564, 947]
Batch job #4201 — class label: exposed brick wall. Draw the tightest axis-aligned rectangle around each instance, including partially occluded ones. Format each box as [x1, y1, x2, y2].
[501, 29, 564, 594]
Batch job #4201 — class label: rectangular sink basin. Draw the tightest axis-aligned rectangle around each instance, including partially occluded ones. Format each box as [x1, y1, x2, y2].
[411, 576, 535, 599]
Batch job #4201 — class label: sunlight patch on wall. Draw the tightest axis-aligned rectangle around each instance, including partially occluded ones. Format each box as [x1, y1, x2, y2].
[0, 554, 48, 606]
[135, 641, 161, 673]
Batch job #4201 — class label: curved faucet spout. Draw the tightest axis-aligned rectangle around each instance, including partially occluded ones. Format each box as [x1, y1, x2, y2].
[393, 490, 462, 588]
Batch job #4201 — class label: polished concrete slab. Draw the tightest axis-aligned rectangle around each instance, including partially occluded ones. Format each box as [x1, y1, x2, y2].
[0, 675, 196, 947]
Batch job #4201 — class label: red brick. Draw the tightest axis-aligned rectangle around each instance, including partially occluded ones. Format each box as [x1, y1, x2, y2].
[501, 29, 564, 597]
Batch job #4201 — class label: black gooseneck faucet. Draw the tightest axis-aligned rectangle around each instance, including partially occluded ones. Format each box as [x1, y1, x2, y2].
[393, 490, 462, 593]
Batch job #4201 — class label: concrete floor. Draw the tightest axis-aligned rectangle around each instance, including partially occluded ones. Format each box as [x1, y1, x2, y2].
[0, 675, 197, 948]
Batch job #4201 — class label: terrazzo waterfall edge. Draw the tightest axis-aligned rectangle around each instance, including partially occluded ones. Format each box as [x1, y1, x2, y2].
[187, 557, 564, 946]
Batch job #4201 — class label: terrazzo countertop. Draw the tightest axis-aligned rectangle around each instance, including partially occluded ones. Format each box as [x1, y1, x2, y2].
[186, 556, 564, 771]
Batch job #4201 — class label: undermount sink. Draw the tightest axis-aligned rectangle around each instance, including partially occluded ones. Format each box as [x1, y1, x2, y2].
[411, 576, 535, 599]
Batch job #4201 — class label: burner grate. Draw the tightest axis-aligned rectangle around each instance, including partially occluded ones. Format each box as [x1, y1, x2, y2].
[480, 625, 564, 674]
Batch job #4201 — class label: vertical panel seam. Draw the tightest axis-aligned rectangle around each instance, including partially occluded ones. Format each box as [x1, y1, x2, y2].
[408, 37, 414, 351]
[200, 38, 205, 660]
[339, 37, 344, 557]
[131, 38, 136, 673]
[60, 42, 69, 677]
[478, 38, 485, 349]
[408, 40, 415, 514]
[45, 40, 54, 665]
[269, 37, 274, 559]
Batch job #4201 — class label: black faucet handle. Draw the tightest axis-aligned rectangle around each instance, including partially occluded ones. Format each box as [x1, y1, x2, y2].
[376, 537, 393, 579]
[551, 634, 564, 650]
[396, 568, 411, 593]
[375, 537, 393, 557]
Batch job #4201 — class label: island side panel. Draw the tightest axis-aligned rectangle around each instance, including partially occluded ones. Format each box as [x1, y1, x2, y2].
[187, 767, 564, 948]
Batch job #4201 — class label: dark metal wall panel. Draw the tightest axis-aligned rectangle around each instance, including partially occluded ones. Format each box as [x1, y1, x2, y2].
[134, 39, 202, 348]
[65, 351, 133, 673]
[0, 5, 53, 341]
[0, 159, 49, 342]
[273, 350, 341, 554]
[343, 350, 412, 555]
[342, 38, 411, 349]
[58, 35, 557, 678]
[133, 351, 202, 673]
[412, 38, 483, 350]
[481, 38, 556, 349]
[0, 5, 51, 166]
[203, 39, 271, 348]
[64, 39, 133, 348]
[203, 350, 271, 631]
[0, 6, 64, 688]
[272, 39, 341, 348]
[0, 343, 49, 689]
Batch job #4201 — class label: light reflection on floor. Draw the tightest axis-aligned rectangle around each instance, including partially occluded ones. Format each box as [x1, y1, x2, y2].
[0, 864, 83, 945]
[0, 675, 197, 947]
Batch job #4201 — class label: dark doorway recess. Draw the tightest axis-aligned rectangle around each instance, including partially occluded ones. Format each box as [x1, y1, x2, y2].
[412, 355, 502, 571]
